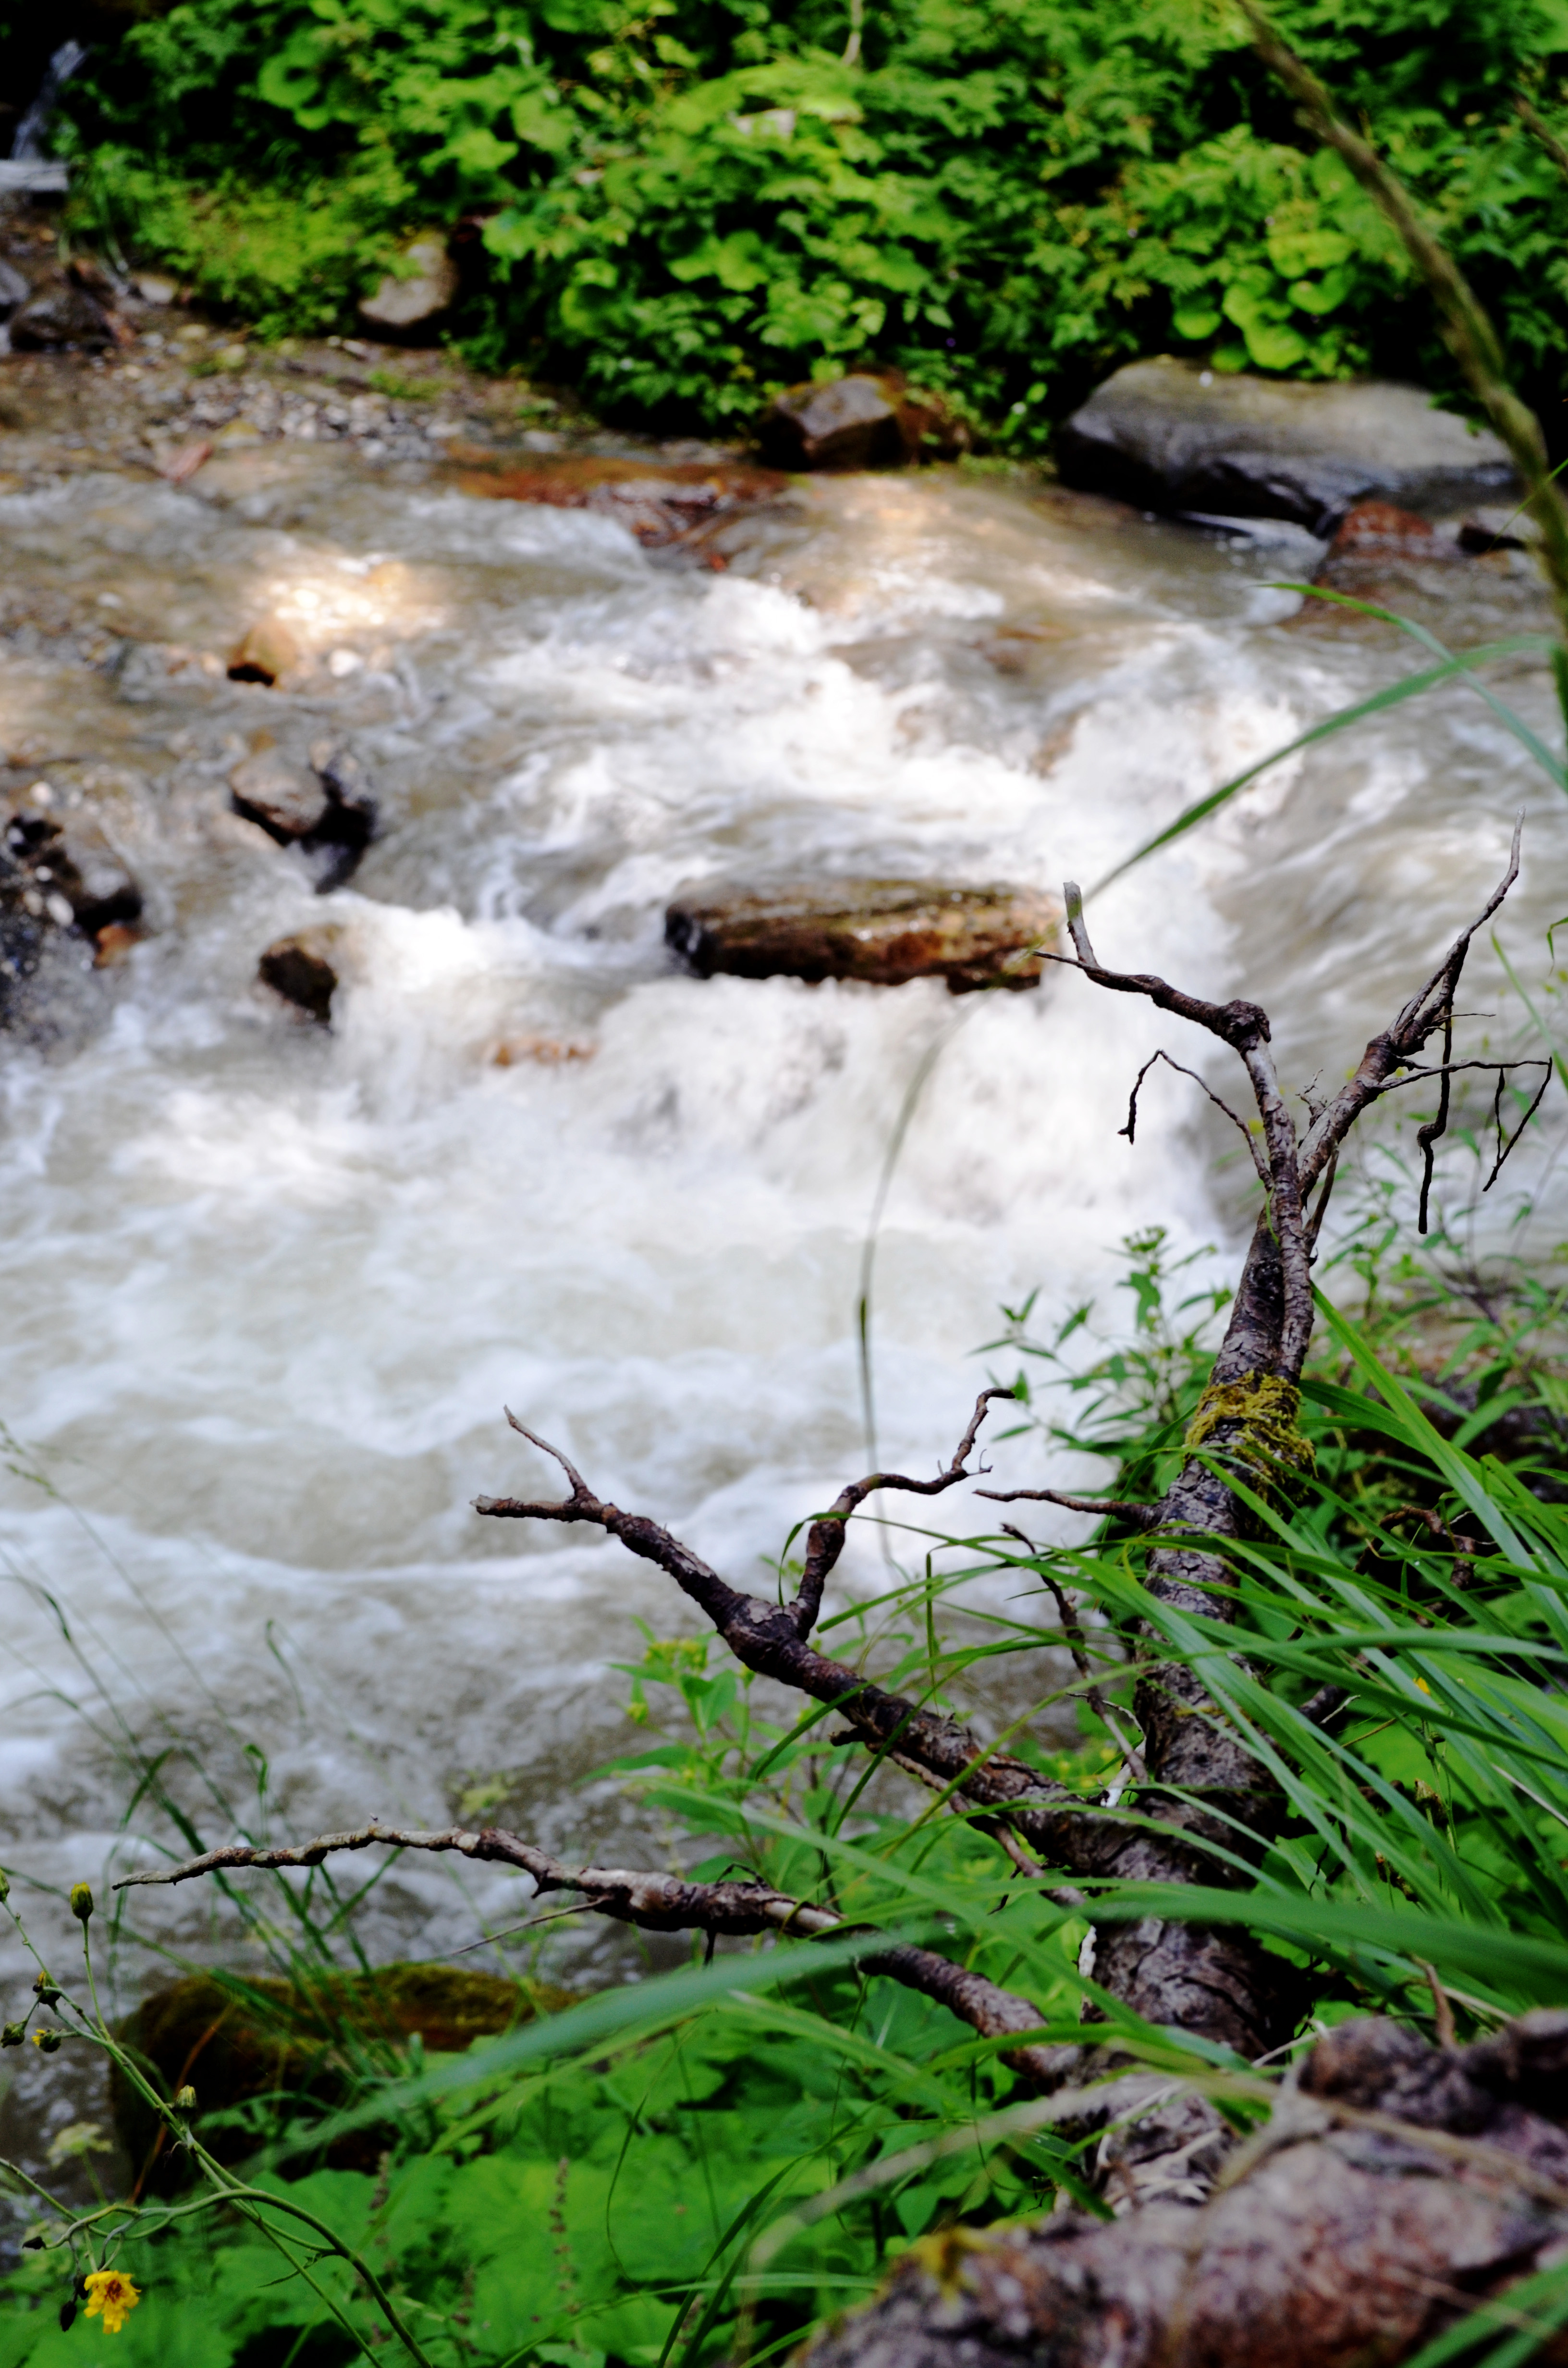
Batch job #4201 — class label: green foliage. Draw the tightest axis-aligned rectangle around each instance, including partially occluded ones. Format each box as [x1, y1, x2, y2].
[54, 0, 1568, 437]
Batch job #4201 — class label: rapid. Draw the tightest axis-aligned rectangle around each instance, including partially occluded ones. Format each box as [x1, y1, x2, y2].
[0, 426, 1563, 2032]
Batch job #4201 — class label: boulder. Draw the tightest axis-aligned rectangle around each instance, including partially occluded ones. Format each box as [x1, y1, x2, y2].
[0, 260, 29, 317]
[112, 1965, 547, 2181]
[1056, 358, 1515, 534]
[666, 879, 1059, 993]
[758, 374, 970, 470]
[8, 282, 112, 351]
[358, 235, 459, 339]
[258, 930, 340, 1023]
[230, 739, 377, 890]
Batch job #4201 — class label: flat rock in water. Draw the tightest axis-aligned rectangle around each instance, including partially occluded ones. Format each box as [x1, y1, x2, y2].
[666, 879, 1059, 993]
[359, 235, 459, 337]
[759, 373, 969, 469]
[1057, 358, 1514, 534]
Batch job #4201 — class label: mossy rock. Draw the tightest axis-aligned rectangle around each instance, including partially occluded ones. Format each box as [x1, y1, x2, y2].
[113, 1962, 553, 2182]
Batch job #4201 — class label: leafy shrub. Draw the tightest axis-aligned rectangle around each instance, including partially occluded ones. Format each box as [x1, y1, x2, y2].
[57, 0, 1568, 440]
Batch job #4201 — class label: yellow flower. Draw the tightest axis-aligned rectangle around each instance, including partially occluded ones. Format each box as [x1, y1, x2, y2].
[83, 2270, 141, 2334]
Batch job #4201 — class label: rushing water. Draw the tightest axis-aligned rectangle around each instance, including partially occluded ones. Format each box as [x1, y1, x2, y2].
[0, 435, 1563, 2067]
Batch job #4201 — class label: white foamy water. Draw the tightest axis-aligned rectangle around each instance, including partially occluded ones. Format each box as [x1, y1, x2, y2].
[0, 450, 1563, 2033]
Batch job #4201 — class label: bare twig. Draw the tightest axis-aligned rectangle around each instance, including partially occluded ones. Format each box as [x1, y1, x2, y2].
[1120, 1050, 1272, 1189]
[116, 1821, 1082, 2094]
[977, 1485, 1160, 1529]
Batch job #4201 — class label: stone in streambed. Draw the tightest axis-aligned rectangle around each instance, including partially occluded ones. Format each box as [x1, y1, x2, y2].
[758, 374, 970, 470]
[229, 739, 377, 888]
[0, 259, 29, 317]
[358, 234, 459, 338]
[0, 806, 143, 1021]
[9, 281, 113, 351]
[1057, 358, 1514, 534]
[258, 929, 340, 1023]
[227, 614, 301, 685]
[666, 879, 1059, 993]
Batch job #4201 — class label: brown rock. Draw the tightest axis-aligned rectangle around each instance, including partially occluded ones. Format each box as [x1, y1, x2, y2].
[759, 373, 969, 470]
[666, 879, 1059, 993]
[258, 930, 340, 1023]
[1327, 498, 1434, 554]
[228, 614, 301, 685]
[359, 235, 460, 338]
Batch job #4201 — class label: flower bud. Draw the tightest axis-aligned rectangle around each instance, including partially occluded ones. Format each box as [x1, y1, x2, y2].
[173, 2085, 196, 2114]
[0, 1869, 10, 1904]
[32, 1973, 61, 2007]
[59, 2301, 76, 2332]
[33, 2029, 62, 2053]
[69, 1886, 93, 1926]
[1, 2023, 24, 2047]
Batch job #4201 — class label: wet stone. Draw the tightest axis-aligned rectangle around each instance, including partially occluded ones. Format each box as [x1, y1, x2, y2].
[228, 614, 301, 685]
[0, 807, 143, 1023]
[258, 930, 340, 1023]
[759, 373, 970, 470]
[665, 878, 1060, 993]
[230, 739, 378, 890]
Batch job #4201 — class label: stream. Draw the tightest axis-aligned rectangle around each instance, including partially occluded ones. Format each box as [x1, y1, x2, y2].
[0, 415, 1564, 2112]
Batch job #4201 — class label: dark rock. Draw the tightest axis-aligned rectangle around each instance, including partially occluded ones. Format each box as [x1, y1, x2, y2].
[1057, 358, 1514, 535]
[666, 878, 1060, 993]
[0, 260, 29, 317]
[112, 1964, 548, 2182]
[8, 283, 113, 352]
[231, 739, 377, 888]
[759, 374, 969, 470]
[359, 235, 459, 339]
[0, 808, 142, 1019]
[258, 930, 340, 1023]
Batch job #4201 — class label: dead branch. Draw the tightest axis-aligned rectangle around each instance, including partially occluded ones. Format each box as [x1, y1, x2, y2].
[1119, 1049, 1272, 1188]
[976, 1485, 1160, 1529]
[801, 2013, 1568, 2368]
[475, 1407, 1132, 1880]
[115, 1822, 1082, 2095]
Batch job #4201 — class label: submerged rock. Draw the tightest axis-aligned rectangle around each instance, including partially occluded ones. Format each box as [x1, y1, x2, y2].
[113, 1965, 546, 2180]
[1057, 358, 1514, 534]
[258, 928, 341, 1023]
[230, 738, 377, 888]
[666, 878, 1059, 992]
[759, 373, 969, 470]
[359, 235, 459, 338]
[455, 450, 789, 554]
[0, 807, 142, 1019]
